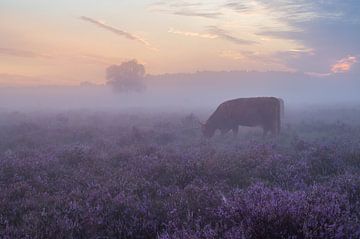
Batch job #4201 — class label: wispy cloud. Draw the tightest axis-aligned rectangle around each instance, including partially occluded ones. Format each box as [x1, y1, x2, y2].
[288, 48, 314, 54]
[220, 50, 276, 62]
[0, 48, 51, 59]
[207, 26, 256, 45]
[274, 48, 315, 61]
[167, 25, 256, 44]
[148, 1, 222, 19]
[305, 72, 331, 77]
[168, 28, 218, 39]
[172, 9, 222, 18]
[150, 1, 202, 8]
[245, 1, 359, 74]
[223, 1, 255, 13]
[79, 16, 156, 50]
[225, 0, 338, 23]
[259, 0, 320, 23]
[331, 55, 357, 73]
[219, 49, 293, 71]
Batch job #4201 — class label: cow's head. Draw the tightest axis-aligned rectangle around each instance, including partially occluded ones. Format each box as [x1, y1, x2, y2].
[200, 122, 215, 138]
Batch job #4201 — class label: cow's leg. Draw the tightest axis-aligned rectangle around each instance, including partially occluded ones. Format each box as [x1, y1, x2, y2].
[262, 126, 269, 138]
[220, 129, 228, 136]
[271, 129, 281, 137]
[272, 119, 280, 136]
[270, 122, 280, 136]
[232, 126, 238, 137]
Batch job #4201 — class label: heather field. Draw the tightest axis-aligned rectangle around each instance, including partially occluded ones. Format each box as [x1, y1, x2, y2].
[1, 108, 360, 239]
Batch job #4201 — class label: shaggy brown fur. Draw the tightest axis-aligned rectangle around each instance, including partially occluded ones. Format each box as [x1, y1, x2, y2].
[202, 97, 281, 138]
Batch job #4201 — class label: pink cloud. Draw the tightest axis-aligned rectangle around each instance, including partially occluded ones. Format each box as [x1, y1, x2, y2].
[305, 72, 331, 77]
[331, 55, 357, 73]
[168, 28, 218, 39]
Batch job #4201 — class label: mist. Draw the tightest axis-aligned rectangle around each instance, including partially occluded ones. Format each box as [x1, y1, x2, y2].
[1, 70, 360, 113]
[3, 0, 360, 237]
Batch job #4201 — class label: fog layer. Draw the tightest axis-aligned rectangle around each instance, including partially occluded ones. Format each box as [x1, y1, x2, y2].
[1, 70, 359, 112]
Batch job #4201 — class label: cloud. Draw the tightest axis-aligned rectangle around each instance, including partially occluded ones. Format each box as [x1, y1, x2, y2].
[148, 1, 221, 19]
[223, 1, 255, 13]
[207, 26, 256, 45]
[0, 48, 51, 59]
[79, 16, 156, 50]
[219, 50, 293, 72]
[220, 50, 276, 63]
[225, 0, 340, 23]
[149, 1, 202, 8]
[253, 1, 360, 74]
[256, 30, 302, 40]
[168, 26, 255, 44]
[259, 1, 320, 23]
[305, 55, 358, 77]
[288, 48, 314, 54]
[331, 55, 357, 73]
[172, 9, 222, 18]
[168, 28, 218, 39]
[305, 72, 331, 77]
[274, 48, 315, 61]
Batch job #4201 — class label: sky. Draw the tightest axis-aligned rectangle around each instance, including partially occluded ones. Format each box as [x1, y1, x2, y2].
[0, 0, 359, 86]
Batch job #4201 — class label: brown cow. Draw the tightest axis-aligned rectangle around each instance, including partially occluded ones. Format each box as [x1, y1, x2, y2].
[201, 97, 281, 138]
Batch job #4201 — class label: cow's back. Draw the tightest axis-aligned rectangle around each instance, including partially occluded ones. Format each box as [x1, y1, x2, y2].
[207, 97, 281, 133]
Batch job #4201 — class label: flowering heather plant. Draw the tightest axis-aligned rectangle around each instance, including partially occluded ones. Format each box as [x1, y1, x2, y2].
[1, 110, 360, 238]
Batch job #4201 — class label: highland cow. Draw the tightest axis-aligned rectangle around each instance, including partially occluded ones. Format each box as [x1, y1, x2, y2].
[202, 97, 281, 138]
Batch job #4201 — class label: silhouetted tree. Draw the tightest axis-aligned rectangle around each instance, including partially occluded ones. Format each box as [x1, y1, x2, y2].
[106, 60, 146, 92]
